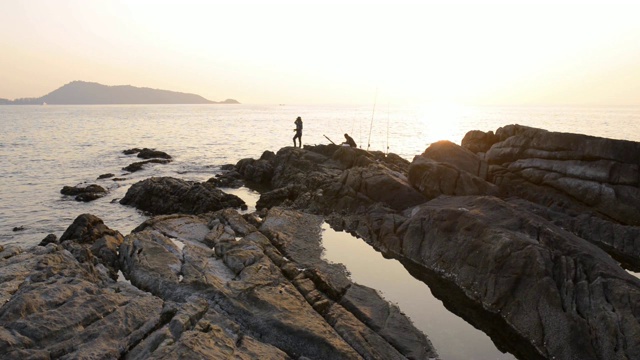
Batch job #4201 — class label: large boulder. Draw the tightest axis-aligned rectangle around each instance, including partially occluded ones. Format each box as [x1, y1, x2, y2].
[235, 146, 425, 213]
[60, 183, 107, 202]
[59, 213, 124, 280]
[408, 156, 499, 199]
[119, 176, 245, 215]
[370, 195, 640, 360]
[421, 140, 489, 178]
[461, 129, 500, 153]
[484, 125, 640, 225]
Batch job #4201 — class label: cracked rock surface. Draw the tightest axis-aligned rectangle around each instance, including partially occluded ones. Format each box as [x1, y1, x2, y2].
[1, 209, 437, 359]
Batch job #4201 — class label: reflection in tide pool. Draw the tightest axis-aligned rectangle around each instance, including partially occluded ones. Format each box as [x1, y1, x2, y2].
[320, 223, 515, 360]
[220, 186, 261, 214]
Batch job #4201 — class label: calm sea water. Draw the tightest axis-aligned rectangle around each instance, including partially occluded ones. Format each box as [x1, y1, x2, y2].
[1, 104, 639, 359]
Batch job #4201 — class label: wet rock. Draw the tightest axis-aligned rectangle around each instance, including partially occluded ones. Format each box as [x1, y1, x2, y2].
[137, 148, 172, 159]
[119, 176, 245, 215]
[11, 226, 25, 232]
[60, 183, 107, 202]
[235, 157, 274, 184]
[208, 169, 244, 188]
[97, 173, 115, 179]
[38, 233, 58, 246]
[123, 147, 171, 159]
[123, 147, 142, 155]
[122, 158, 171, 173]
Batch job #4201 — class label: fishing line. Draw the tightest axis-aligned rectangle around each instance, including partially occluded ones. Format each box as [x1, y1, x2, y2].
[386, 102, 390, 155]
[367, 88, 378, 151]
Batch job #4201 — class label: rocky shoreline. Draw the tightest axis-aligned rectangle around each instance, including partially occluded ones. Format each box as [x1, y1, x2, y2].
[2, 124, 639, 359]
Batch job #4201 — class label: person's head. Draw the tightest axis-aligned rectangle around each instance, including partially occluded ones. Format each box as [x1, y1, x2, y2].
[296, 116, 301, 121]
[344, 133, 348, 138]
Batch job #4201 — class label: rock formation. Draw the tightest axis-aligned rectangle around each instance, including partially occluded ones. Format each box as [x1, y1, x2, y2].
[60, 183, 108, 202]
[223, 125, 640, 359]
[120, 177, 247, 215]
[4, 123, 639, 360]
[0, 210, 438, 359]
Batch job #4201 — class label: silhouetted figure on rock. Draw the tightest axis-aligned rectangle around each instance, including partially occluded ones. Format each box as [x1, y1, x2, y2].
[343, 133, 357, 148]
[293, 116, 303, 147]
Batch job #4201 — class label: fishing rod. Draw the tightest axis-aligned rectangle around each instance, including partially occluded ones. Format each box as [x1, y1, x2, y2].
[386, 102, 390, 156]
[367, 88, 378, 151]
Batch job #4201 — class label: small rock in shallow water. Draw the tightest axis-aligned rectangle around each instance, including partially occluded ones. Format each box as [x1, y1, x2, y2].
[39, 234, 58, 246]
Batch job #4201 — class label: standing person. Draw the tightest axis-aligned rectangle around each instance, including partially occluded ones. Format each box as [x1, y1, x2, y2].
[293, 116, 303, 148]
[343, 133, 357, 148]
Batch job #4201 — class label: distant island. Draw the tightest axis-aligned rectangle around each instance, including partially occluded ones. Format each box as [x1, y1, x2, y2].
[0, 81, 239, 105]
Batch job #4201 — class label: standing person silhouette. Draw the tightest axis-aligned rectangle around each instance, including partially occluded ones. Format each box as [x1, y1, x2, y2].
[293, 116, 303, 148]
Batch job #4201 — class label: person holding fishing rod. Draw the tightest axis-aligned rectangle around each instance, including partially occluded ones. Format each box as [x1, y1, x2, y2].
[343, 133, 357, 148]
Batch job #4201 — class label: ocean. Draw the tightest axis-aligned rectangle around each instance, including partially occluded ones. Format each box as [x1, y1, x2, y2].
[1, 104, 639, 359]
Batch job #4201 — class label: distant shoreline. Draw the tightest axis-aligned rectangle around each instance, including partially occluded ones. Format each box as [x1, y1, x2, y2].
[0, 81, 239, 105]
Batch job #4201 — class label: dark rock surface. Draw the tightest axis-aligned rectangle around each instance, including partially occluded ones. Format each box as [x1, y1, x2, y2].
[137, 148, 172, 159]
[7, 123, 639, 360]
[38, 233, 58, 246]
[122, 158, 171, 172]
[459, 125, 640, 270]
[234, 145, 424, 214]
[484, 125, 640, 226]
[225, 125, 640, 359]
[97, 173, 114, 179]
[60, 183, 108, 202]
[120, 176, 246, 215]
[387, 196, 640, 359]
[123, 147, 172, 159]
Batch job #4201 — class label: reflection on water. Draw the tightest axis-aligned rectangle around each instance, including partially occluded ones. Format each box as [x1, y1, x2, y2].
[320, 223, 515, 360]
[220, 186, 261, 214]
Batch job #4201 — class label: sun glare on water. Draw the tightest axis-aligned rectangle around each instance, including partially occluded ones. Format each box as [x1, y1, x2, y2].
[417, 102, 467, 146]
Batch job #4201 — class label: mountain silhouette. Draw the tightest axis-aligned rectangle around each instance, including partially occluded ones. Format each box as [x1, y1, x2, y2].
[1, 81, 239, 105]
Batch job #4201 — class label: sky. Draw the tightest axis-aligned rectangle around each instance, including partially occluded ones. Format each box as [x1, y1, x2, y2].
[1, 0, 639, 106]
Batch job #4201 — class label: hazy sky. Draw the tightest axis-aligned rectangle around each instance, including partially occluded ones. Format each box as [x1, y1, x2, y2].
[1, 0, 639, 105]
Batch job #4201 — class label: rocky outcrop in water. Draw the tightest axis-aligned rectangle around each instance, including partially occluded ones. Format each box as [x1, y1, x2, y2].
[119, 176, 246, 215]
[121, 147, 173, 172]
[123, 147, 172, 160]
[225, 125, 640, 360]
[0, 209, 437, 359]
[60, 183, 108, 202]
[122, 159, 171, 173]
